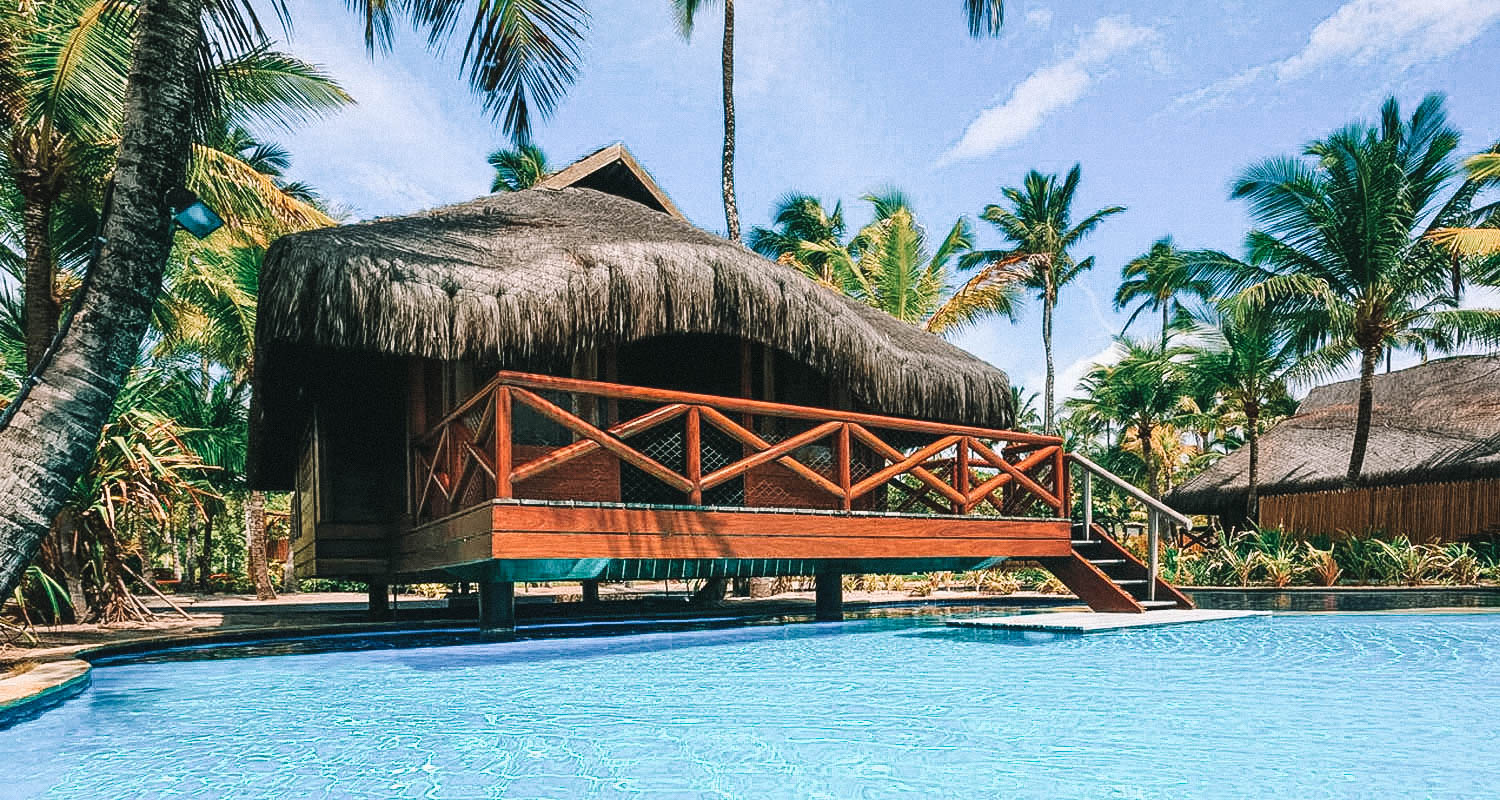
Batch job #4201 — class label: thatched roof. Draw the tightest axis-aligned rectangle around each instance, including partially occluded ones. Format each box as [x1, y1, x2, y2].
[1169, 354, 1500, 514]
[250, 187, 1014, 486]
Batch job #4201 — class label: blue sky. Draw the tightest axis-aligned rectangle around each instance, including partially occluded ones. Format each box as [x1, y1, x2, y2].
[266, 0, 1500, 402]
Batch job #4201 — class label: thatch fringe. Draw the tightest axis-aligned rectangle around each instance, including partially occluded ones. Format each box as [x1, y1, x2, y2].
[255, 187, 1013, 434]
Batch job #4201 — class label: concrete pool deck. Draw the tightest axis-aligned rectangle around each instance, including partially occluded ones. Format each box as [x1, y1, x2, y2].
[948, 608, 1271, 633]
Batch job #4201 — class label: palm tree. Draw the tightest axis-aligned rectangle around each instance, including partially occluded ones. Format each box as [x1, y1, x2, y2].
[1186, 302, 1300, 522]
[964, 165, 1125, 433]
[1082, 337, 1187, 497]
[1115, 236, 1212, 342]
[1432, 149, 1500, 257]
[487, 143, 550, 192]
[1198, 95, 1500, 483]
[0, 3, 349, 368]
[673, 1, 1006, 240]
[747, 193, 846, 283]
[800, 191, 1021, 333]
[1008, 384, 1041, 431]
[0, 0, 590, 605]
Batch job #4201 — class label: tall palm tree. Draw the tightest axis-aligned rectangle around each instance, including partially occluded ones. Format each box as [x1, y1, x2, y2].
[0, 3, 349, 368]
[1083, 337, 1187, 497]
[0, 0, 590, 604]
[964, 164, 1125, 433]
[747, 192, 846, 283]
[673, 0, 1007, 240]
[1197, 95, 1500, 483]
[1186, 301, 1300, 522]
[800, 191, 1021, 332]
[487, 143, 550, 192]
[1114, 236, 1212, 342]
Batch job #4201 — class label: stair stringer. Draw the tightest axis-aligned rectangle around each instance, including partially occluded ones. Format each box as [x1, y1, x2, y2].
[1037, 552, 1146, 613]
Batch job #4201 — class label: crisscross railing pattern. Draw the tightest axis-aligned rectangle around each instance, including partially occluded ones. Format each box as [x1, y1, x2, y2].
[410, 371, 1067, 525]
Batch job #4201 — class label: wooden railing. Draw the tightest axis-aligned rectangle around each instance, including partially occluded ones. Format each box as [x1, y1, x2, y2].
[410, 371, 1067, 526]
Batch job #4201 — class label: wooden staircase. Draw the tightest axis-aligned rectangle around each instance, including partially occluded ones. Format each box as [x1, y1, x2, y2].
[1039, 523, 1195, 613]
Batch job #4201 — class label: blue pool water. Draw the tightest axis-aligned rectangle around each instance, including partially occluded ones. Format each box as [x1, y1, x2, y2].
[3, 612, 1499, 799]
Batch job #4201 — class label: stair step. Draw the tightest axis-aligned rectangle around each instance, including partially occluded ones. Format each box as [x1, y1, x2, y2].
[1070, 539, 1101, 546]
[1140, 600, 1181, 609]
[1112, 579, 1147, 586]
[1088, 559, 1126, 566]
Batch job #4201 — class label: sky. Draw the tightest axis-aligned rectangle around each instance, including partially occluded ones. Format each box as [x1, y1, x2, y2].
[261, 0, 1500, 403]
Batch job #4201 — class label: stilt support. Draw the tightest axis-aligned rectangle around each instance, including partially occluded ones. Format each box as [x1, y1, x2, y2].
[815, 571, 844, 621]
[479, 579, 516, 632]
[581, 580, 600, 604]
[367, 580, 391, 621]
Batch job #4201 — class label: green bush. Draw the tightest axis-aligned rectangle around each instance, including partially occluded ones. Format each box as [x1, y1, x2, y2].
[296, 578, 369, 593]
[1375, 536, 1445, 586]
[1440, 543, 1482, 585]
[1334, 537, 1386, 584]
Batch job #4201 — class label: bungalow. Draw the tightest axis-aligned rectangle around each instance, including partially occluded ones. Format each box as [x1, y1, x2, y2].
[1169, 354, 1500, 542]
[248, 146, 1191, 628]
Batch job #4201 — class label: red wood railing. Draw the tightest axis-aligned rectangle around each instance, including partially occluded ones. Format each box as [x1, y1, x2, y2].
[410, 371, 1067, 526]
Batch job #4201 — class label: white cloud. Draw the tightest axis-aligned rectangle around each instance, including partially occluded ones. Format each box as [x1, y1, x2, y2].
[1024, 8, 1053, 29]
[939, 16, 1157, 165]
[1277, 0, 1500, 79]
[1053, 341, 1126, 403]
[1179, 0, 1500, 110]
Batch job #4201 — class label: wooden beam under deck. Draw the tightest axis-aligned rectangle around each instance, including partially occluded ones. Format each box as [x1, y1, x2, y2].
[394, 501, 1071, 575]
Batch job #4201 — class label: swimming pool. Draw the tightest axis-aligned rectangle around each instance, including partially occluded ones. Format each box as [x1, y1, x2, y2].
[4, 612, 1498, 798]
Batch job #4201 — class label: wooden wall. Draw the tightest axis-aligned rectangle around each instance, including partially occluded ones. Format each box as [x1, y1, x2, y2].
[1260, 478, 1500, 543]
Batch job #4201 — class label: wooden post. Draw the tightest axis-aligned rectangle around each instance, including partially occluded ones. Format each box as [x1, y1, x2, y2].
[582, 580, 600, 604]
[836, 423, 852, 512]
[495, 387, 512, 499]
[1053, 445, 1067, 517]
[479, 579, 515, 632]
[954, 437, 970, 514]
[367, 579, 391, 621]
[815, 569, 844, 621]
[686, 407, 703, 506]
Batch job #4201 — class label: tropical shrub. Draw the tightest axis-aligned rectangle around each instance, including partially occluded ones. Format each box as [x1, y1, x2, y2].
[1303, 544, 1343, 586]
[1376, 536, 1445, 586]
[1334, 536, 1387, 585]
[1248, 531, 1301, 587]
[1441, 543, 1482, 585]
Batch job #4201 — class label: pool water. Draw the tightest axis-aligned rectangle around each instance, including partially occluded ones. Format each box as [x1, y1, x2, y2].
[4, 613, 1498, 798]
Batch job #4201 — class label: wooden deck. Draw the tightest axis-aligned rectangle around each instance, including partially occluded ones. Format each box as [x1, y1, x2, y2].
[399, 371, 1075, 577]
[395, 500, 1072, 574]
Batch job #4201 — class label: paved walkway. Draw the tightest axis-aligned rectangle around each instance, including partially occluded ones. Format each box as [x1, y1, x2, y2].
[948, 608, 1270, 633]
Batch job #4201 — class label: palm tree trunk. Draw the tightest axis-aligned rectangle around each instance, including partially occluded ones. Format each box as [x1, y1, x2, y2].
[199, 515, 213, 590]
[719, 0, 740, 241]
[244, 490, 275, 600]
[1042, 288, 1056, 434]
[19, 182, 60, 371]
[1139, 421, 1158, 497]
[1346, 344, 1381, 484]
[1161, 303, 1170, 345]
[0, 0, 203, 604]
[1245, 403, 1260, 522]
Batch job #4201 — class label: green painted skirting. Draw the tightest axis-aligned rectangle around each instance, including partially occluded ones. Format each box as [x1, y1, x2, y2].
[456, 556, 1009, 582]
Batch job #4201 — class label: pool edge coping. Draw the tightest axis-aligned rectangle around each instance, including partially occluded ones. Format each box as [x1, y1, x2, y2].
[0, 659, 91, 722]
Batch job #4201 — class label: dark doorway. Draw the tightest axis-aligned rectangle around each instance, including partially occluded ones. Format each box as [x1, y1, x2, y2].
[615, 336, 747, 506]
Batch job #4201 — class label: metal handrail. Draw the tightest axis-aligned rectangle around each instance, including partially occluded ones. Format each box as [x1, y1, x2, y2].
[1066, 452, 1192, 602]
[1066, 453, 1192, 529]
